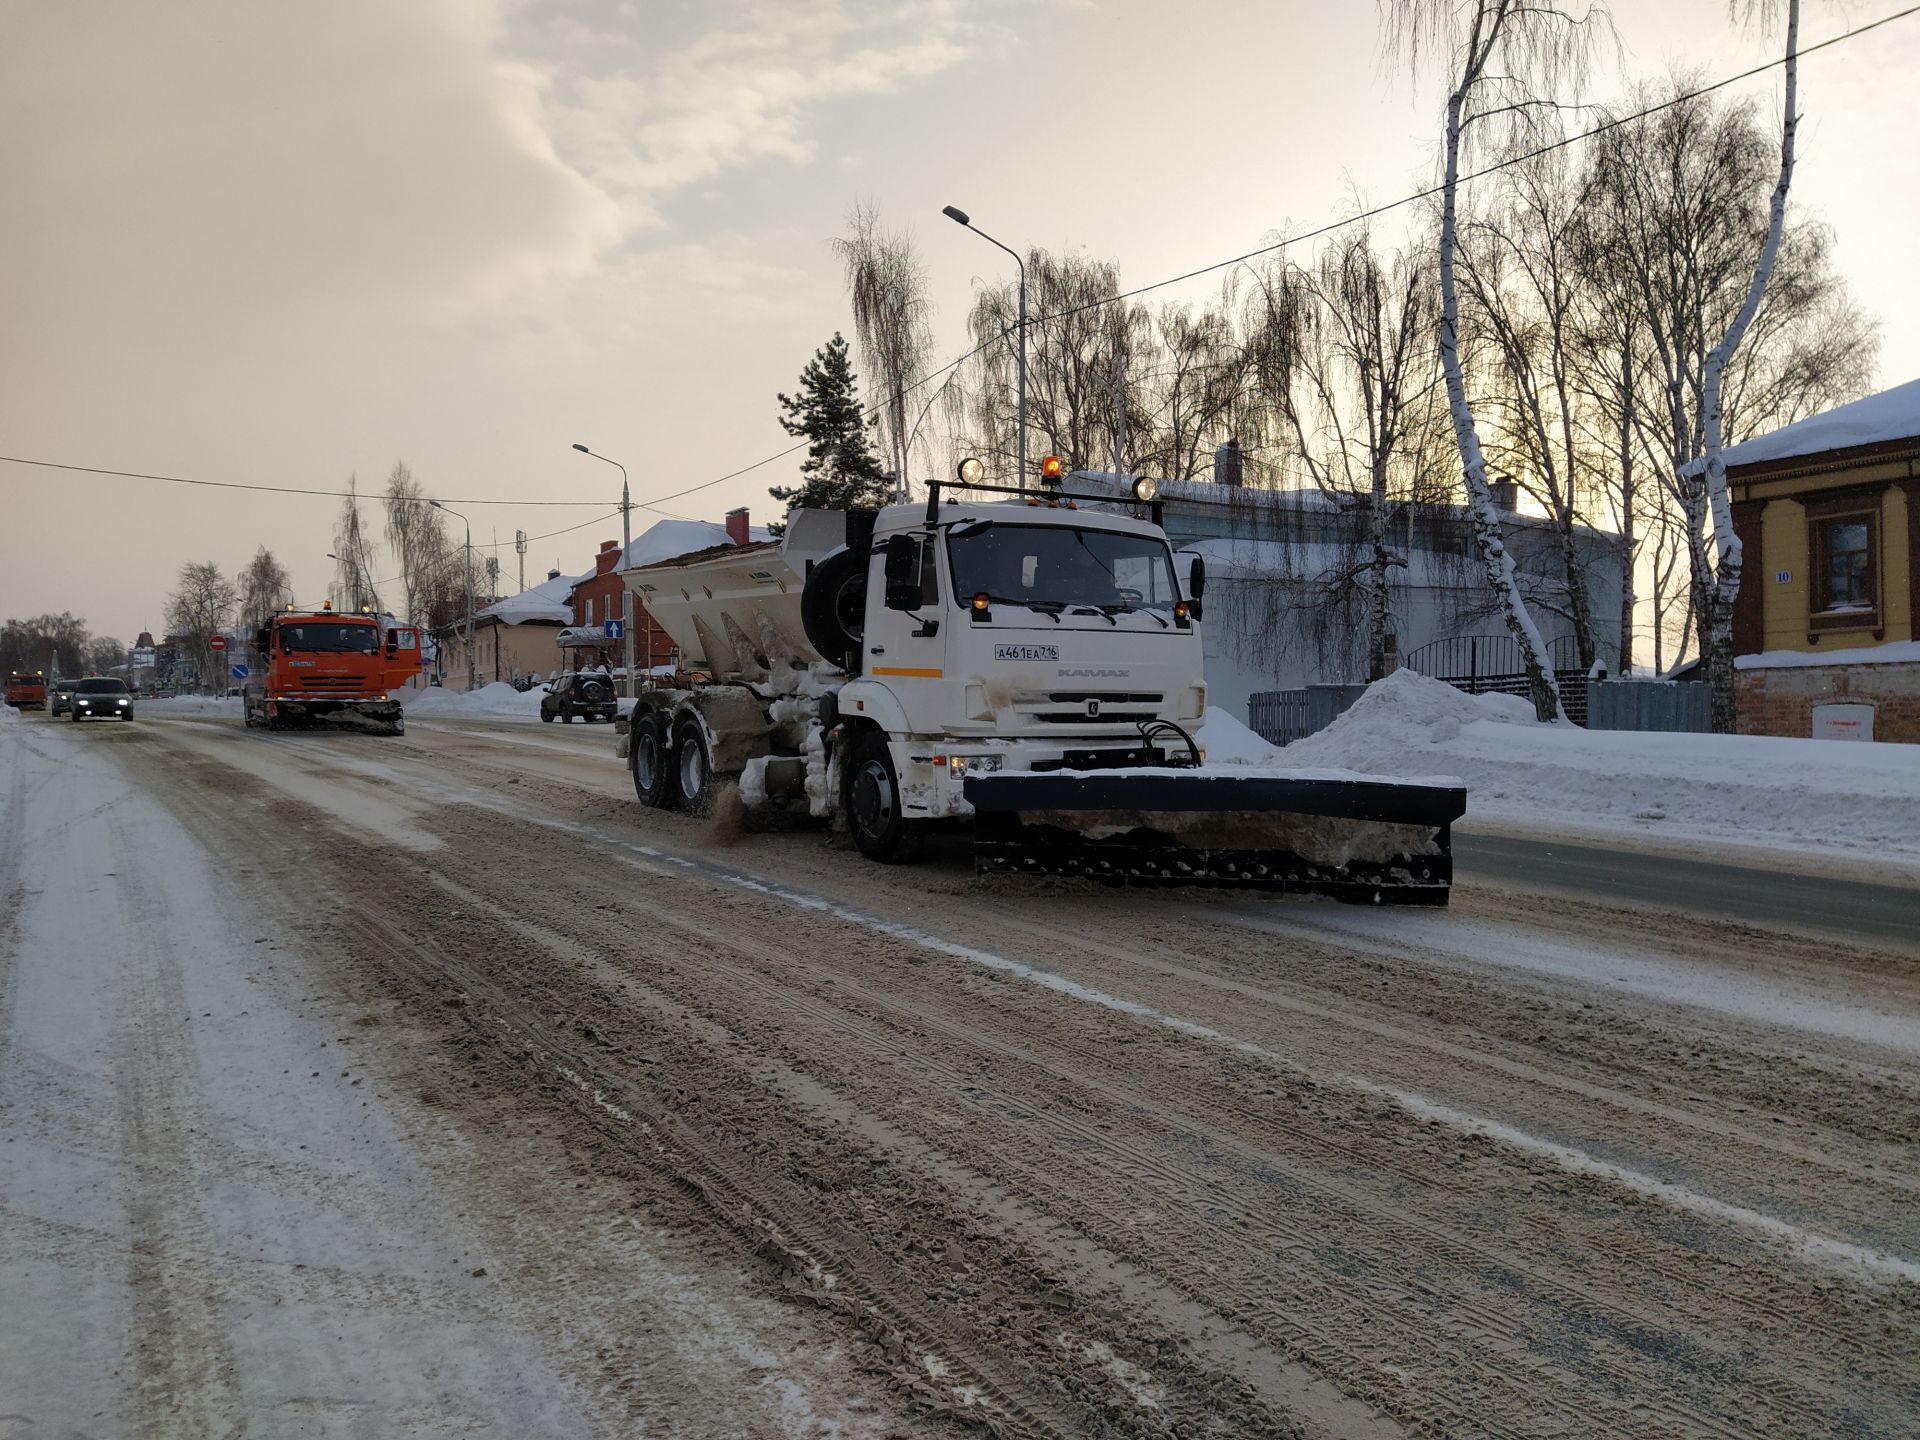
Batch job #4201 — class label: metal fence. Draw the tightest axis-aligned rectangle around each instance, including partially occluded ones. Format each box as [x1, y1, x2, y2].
[1402, 634, 1595, 726]
[1589, 679, 1711, 733]
[1247, 683, 1369, 746]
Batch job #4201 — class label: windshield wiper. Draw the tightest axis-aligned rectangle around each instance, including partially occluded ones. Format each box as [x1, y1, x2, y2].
[1099, 602, 1168, 629]
[1072, 606, 1119, 626]
[977, 595, 1064, 623]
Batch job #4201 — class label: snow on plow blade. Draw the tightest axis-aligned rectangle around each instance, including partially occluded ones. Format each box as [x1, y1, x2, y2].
[963, 771, 1468, 905]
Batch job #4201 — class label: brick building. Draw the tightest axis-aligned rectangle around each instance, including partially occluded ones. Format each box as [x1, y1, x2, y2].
[559, 510, 765, 676]
[1724, 378, 1919, 742]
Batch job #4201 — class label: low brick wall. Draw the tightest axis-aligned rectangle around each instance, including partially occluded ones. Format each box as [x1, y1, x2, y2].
[1735, 661, 1920, 743]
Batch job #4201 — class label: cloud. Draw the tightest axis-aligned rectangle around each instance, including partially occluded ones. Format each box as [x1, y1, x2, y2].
[525, 0, 973, 233]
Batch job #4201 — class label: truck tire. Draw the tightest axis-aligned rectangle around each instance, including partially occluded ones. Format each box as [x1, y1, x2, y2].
[630, 710, 678, 809]
[844, 730, 923, 864]
[800, 544, 869, 671]
[673, 713, 716, 814]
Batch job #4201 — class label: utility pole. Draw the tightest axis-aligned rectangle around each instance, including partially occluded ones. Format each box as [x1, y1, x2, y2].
[572, 445, 636, 699]
[430, 500, 475, 692]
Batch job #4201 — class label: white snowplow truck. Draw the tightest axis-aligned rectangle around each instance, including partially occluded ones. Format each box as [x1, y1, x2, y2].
[614, 473, 1466, 903]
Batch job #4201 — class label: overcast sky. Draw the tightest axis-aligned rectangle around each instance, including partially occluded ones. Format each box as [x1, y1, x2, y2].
[4, 0, 1915, 642]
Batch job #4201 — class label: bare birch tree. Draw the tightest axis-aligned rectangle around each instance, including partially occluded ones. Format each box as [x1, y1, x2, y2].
[1698, 0, 1797, 731]
[331, 476, 382, 614]
[165, 560, 237, 695]
[238, 546, 292, 635]
[381, 461, 455, 626]
[835, 205, 934, 498]
[1380, 0, 1608, 719]
[965, 251, 1146, 478]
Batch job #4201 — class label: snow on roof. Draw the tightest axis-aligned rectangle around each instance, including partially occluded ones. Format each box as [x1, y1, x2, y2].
[474, 569, 577, 626]
[1736, 640, 1920, 670]
[1701, 378, 1920, 472]
[620, 518, 774, 571]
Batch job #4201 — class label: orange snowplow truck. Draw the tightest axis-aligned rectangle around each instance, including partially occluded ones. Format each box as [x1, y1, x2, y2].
[244, 605, 420, 735]
[6, 670, 48, 709]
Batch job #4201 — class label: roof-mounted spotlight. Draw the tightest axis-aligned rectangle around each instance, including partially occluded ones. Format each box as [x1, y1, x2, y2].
[1130, 476, 1159, 502]
[956, 456, 985, 485]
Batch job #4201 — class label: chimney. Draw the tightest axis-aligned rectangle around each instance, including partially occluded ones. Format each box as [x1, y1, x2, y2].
[725, 508, 750, 545]
[1489, 477, 1519, 512]
[598, 539, 620, 574]
[1212, 437, 1243, 488]
[547, 566, 562, 582]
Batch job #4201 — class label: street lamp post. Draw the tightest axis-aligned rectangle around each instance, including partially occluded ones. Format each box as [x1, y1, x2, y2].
[429, 500, 476, 692]
[943, 204, 1027, 490]
[572, 444, 635, 699]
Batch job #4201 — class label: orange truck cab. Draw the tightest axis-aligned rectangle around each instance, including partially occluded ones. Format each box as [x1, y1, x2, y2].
[6, 670, 48, 709]
[244, 606, 421, 735]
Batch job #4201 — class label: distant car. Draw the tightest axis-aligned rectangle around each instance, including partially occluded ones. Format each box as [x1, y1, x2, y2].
[49, 680, 80, 717]
[70, 676, 134, 723]
[541, 671, 616, 724]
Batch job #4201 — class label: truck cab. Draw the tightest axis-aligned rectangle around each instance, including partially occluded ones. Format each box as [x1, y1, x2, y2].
[825, 497, 1207, 831]
[246, 606, 421, 734]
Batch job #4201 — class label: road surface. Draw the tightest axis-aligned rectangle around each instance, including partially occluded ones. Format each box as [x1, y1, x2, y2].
[3, 702, 1916, 1438]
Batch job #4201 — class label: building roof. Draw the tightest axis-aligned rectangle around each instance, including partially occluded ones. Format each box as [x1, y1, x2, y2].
[1706, 377, 1920, 472]
[473, 570, 577, 626]
[617, 517, 776, 572]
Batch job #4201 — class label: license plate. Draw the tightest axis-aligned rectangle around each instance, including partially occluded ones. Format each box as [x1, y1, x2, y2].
[995, 644, 1058, 662]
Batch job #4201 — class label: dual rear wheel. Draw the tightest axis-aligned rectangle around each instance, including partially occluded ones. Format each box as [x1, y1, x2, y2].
[630, 710, 720, 814]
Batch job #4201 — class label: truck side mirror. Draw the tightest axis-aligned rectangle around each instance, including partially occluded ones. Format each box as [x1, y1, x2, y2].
[882, 534, 921, 611]
[1186, 553, 1206, 620]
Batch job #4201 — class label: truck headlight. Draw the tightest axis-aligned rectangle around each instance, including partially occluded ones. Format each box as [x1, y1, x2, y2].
[948, 755, 1003, 777]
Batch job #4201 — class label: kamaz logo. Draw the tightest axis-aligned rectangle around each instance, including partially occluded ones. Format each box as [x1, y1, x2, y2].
[1060, 667, 1129, 678]
[1086, 699, 1102, 719]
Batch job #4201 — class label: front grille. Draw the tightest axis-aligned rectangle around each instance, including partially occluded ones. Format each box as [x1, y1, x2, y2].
[1028, 710, 1158, 725]
[1045, 691, 1163, 704]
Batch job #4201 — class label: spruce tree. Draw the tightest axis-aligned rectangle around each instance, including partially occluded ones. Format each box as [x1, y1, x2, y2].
[769, 333, 891, 516]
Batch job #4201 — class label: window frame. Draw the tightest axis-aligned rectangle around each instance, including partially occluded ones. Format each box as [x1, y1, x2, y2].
[1805, 496, 1881, 633]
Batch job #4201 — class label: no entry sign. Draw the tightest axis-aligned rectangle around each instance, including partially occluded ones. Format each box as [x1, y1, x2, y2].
[209, 635, 228, 652]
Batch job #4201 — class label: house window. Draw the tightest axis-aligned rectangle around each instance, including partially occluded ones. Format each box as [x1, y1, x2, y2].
[1810, 511, 1877, 621]
[585, 597, 595, 625]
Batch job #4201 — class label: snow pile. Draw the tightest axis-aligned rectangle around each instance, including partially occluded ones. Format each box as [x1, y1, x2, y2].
[1737, 640, 1920, 670]
[1195, 706, 1282, 765]
[399, 682, 547, 721]
[1285, 670, 1920, 864]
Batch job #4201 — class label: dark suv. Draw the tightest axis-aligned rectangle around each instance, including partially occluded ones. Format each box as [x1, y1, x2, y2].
[540, 671, 617, 724]
[71, 676, 134, 722]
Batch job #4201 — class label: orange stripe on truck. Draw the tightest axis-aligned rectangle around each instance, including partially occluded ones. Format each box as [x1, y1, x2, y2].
[870, 666, 944, 678]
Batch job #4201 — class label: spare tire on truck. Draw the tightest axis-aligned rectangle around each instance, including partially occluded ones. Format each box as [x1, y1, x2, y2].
[800, 544, 869, 672]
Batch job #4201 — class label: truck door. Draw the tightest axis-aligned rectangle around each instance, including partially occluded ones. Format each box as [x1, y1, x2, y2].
[384, 626, 422, 687]
[864, 533, 947, 717]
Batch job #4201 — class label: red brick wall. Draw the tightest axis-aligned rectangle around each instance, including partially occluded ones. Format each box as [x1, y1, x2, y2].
[1735, 661, 1920, 743]
[567, 543, 675, 671]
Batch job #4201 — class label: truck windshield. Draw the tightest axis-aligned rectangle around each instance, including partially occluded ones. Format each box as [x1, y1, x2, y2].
[946, 524, 1181, 612]
[279, 623, 379, 653]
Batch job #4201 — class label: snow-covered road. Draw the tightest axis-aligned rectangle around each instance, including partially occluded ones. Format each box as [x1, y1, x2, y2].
[5, 702, 1917, 1437]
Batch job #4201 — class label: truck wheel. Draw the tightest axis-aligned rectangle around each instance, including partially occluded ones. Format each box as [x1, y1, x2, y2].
[845, 731, 923, 864]
[673, 714, 715, 814]
[630, 711, 678, 809]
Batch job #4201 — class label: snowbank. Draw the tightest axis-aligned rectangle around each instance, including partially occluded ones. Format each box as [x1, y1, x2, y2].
[1737, 640, 1920, 670]
[1284, 670, 1920, 864]
[399, 682, 546, 721]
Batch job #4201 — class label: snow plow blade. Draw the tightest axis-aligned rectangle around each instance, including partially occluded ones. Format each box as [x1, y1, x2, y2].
[963, 772, 1468, 905]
